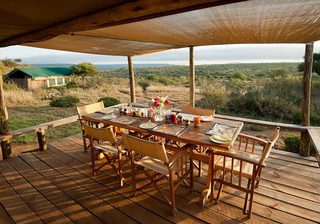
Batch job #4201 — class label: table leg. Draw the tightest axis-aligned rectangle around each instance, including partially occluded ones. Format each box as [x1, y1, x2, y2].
[200, 151, 213, 207]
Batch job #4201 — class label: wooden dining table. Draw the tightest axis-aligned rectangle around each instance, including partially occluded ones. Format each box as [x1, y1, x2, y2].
[82, 106, 244, 206]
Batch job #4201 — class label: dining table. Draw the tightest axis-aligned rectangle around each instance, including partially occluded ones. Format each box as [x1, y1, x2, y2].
[82, 105, 244, 206]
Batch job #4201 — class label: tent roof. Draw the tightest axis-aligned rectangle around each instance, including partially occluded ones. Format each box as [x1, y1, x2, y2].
[7, 67, 71, 78]
[1, 0, 320, 56]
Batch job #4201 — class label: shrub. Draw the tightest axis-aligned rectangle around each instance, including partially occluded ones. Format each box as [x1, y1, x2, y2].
[196, 85, 227, 112]
[98, 97, 121, 107]
[66, 80, 78, 89]
[49, 96, 80, 107]
[138, 80, 150, 91]
[284, 135, 300, 153]
[231, 72, 246, 80]
[3, 82, 21, 91]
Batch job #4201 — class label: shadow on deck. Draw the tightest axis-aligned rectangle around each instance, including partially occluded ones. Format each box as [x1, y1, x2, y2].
[0, 135, 319, 224]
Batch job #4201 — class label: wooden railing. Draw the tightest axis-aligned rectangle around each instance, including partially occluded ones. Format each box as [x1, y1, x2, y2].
[1, 103, 319, 166]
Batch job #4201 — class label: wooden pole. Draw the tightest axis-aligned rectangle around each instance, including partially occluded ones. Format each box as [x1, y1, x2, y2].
[37, 129, 47, 151]
[189, 46, 195, 107]
[300, 42, 313, 156]
[127, 56, 136, 103]
[0, 74, 11, 159]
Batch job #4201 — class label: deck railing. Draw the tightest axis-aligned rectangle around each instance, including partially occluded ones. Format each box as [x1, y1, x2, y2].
[1, 103, 319, 166]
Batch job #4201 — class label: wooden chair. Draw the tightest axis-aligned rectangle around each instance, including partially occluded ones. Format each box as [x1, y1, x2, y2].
[77, 102, 105, 151]
[123, 134, 194, 215]
[181, 106, 215, 176]
[181, 106, 215, 117]
[210, 127, 280, 218]
[83, 123, 125, 187]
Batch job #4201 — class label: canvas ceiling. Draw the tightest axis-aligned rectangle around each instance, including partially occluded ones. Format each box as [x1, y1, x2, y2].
[2, 0, 320, 56]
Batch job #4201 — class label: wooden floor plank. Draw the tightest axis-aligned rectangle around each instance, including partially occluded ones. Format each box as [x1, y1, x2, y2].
[0, 202, 15, 224]
[0, 160, 73, 224]
[0, 174, 43, 224]
[7, 156, 105, 224]
[19, 153, 138, 224]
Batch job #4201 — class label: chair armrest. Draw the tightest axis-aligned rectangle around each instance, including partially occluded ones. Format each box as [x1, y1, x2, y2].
[238, 133, 269, 145]
[214, 149, 262, 166]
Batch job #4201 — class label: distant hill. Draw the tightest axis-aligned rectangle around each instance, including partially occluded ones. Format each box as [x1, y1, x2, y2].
[32, 63, 172, 71]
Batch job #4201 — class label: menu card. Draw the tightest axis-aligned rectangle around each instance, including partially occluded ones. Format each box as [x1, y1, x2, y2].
[152, 124, 189, 136]
[206, 123, 237, 139]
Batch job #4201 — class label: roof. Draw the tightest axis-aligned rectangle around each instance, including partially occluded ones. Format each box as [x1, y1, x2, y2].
[7, 67, 71, 78]
[0, 0, 320, 56]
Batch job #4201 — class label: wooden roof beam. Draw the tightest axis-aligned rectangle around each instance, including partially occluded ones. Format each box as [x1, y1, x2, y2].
[0, 0, 245, 47]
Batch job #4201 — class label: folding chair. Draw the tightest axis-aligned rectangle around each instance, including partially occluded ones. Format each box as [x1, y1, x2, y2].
[83, 123, 126, 187]
[123, 134, 195, 215]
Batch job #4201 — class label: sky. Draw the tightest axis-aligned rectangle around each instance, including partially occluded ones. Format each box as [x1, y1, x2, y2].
[0, 41, 319, 65]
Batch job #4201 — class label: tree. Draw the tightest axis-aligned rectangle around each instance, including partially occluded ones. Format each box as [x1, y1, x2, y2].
[298, 53, 320, 75]
[70, 62, 97, 86]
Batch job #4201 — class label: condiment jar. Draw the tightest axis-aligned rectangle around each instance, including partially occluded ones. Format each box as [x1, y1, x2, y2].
[194, 115, 201, 128]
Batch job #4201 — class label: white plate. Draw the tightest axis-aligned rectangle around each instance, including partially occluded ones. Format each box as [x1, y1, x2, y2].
[139, 122, 157, 129]
[210, 135, 232, 144]
[101, 114, 117, 120]
[178, 113, 214, 122]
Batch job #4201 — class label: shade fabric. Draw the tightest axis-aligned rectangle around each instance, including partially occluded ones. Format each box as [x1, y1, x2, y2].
[2, 0, 320, 56]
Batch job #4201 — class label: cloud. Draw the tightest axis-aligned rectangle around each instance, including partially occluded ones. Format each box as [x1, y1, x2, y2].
[0, 42, 319, 65]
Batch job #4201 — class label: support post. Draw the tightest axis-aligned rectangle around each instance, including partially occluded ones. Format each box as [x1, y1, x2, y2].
[0, 74, 11, 159]
[127, 56, 136, 103]
[189, 46, 195, 107]
[37, 129, 47, 151]
[300, 42, 313, 156]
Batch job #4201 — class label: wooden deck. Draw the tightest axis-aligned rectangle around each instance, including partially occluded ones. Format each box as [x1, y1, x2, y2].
[0, 135, 319, 224]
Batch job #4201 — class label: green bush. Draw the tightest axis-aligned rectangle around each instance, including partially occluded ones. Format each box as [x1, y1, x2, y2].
[50, 96, 80, 107]
[138, 80, 150, 91]
[231, 72, 246, 80]
[98, 97, 121, 107]
[3, 82, 21, 91]
[66, 80, 78, 89]
[284, 135, 300, 153]
[196, 85, 227, 112]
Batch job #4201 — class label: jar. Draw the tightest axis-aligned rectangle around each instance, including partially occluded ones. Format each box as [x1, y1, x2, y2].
[194, 116, 201, 128]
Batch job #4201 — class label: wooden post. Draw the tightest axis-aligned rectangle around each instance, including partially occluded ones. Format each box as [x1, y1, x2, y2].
[128, 56, 136, 103]
[37, 129, 47, 151]
[189, 46, 195, 107]
[0, 74, 11, 159]
[300, 42, 313, 156]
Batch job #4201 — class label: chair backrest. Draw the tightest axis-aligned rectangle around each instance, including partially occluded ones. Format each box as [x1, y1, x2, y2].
[123, 134, 169, 163]
[181, 106, 215, 116]
[260, 127, 280, 164]
[77, 102, 104, 119]
[83, 124, 116, 145]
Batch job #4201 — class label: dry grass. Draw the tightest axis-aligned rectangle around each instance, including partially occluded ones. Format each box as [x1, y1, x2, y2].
[4, 90, 38, 106]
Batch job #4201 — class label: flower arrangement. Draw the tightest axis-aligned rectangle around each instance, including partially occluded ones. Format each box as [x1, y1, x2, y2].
[151, 96, 171, 109]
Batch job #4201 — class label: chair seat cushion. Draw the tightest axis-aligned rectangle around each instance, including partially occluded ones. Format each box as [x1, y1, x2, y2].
[94, 143, 125, 157]
[135, 156, 169, 176]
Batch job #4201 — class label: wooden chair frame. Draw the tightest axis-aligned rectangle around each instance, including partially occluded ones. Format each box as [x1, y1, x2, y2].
[209, 127, 280, 218]
[124, 134, 195, 215]
[84, 124, 126, 187]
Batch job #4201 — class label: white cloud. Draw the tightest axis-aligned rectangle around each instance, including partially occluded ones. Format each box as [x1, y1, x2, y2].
[0, 42, 319, 65]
